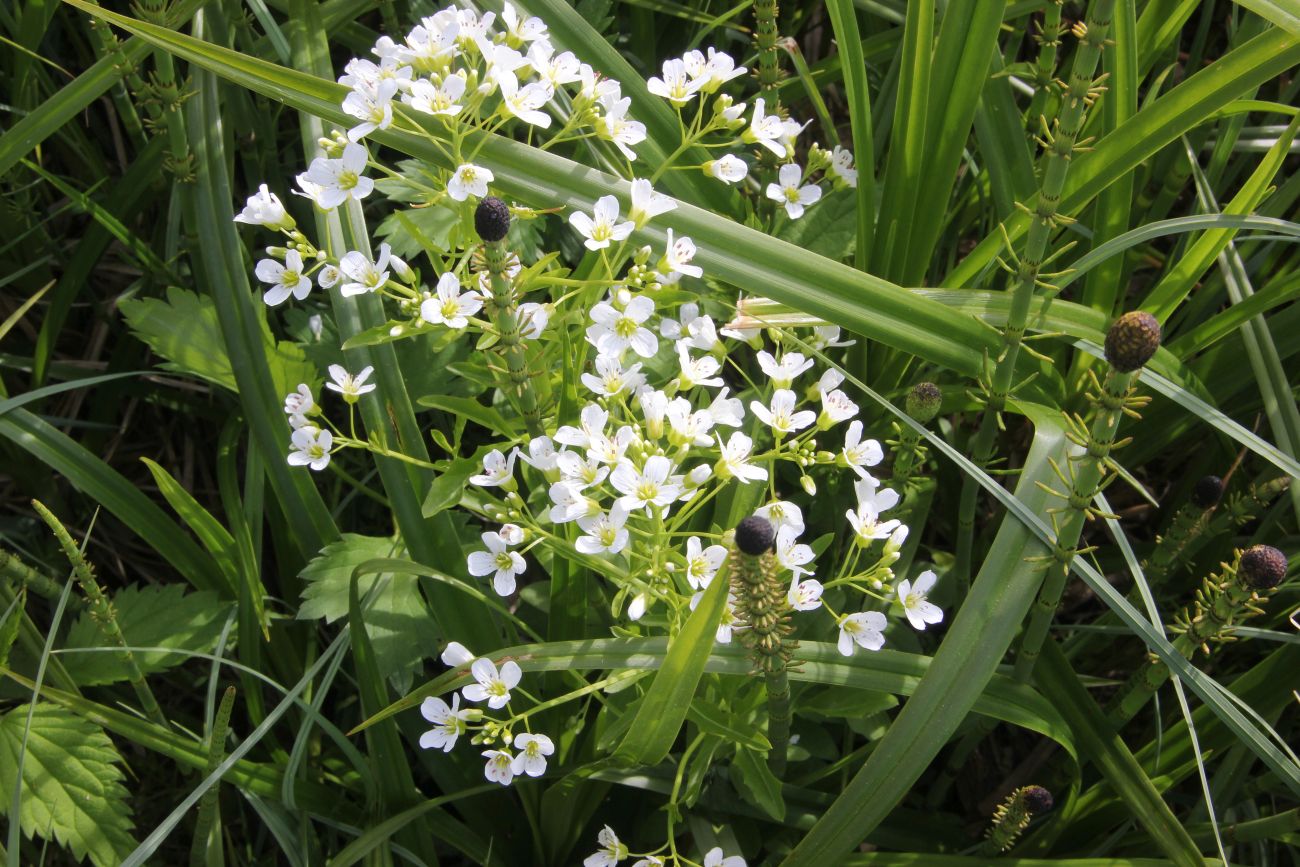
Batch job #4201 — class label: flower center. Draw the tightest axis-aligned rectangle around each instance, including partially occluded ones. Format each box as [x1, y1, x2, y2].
[441, 299, 461, 319]
[635, 481, 659, 502]
[283, 271, 301, 288]
[488, 680, 509, 697]
[614, 316, 638, 338]
[337, 169, 358, 190]
[599, 526, 619, 547]
[784, 187, 801, 203]
[494, 552, 515, 571]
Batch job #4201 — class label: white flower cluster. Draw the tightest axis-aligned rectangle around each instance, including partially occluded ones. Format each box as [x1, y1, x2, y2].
[583, 824, 746, 867]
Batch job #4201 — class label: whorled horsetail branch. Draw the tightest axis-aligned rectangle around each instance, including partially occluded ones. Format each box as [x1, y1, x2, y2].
[30, 499, 169, 730]
[980, 785, 1054, 855]
[475, 197, 547, 438]
[1107, 545, 1287, 727]
[729, 515, 795, 777]
[889, 382, 942, 493]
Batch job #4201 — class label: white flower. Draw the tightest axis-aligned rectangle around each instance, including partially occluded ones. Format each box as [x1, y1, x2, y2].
[705, 154, 748, 184]
[756, 351, 814, 388]
[316, 264, 341, 289]
[586, 426, 636, 468]
[751, 388, 815, 434]
[288, 427, 332, 471]
[338, 244, 392, 297]
[846, 480, 902, 543]
[483, 748, 515, 786]
[498, 523, 525, 546]
[811, 324, 855, 349]
[467, 531, 526, 596]
[660, 302, 718, 352]
[709, 388, 745, 427]
[420, 272, 483, 328]
[462, 657, 522, 709]
[403, 73, 466, 116]
[297, 142, 373, 209]
[698, 48, 747, 91]
[756, 500, 804, 537]
[691, 590, 741, 643]
[470, 449, 516, 487]
[500, 76, 554, 127]
[632, 859, 664, 867]
[594, 95, 646, 160]
[510, 732, 554, 777]
[787, 574, 823, 611]
[555, 403, 608, 449]
[677, 344, 723, 390]
[715, 431, 767, 484]
[557, 451, 608, 490]
[743, 97, 786, 157]
[419, 693, 471, 752]
[256, 249, 311, 306]
[519, 435, 560, 472]
[816, 368, 845, 394]
[627, 592, 649, 621]
[856, 476, 901, 514]
[639, 388, 670, 439]
[548, 480, 597, 523]
[611, 455, 681, 513]
[325, 364, 376, 401]
[828, 145, 858, 187]
[819, 389, 859, 426]
[684, 536, 727, 590]
[399, 16, 459, 69]
[447, 163, 493, 201]
[342, 78, 398, 141]
[767, 163, 822, 219]
[587, 296, 658, 358]
[501, 1, 547, 44]
[647, 58, 701, 105]
[628, 178, 676, 227]
[441, 641, 475, 667]
[517, 301, 549, 339]
[234, 183, 291, 228]
[478, 41, 526, 93]
[576, 504, 631, 555]
[570, 195, 635, 251]
[284, 384, 314, 416]
[898, 570, 943, 630]
[841, 421, 884, 478]
[838, 611, 887, 655]
[666, 398, 715, 447]
[531, 45, 581, 88]
[657, 229, 703, 282]
[584, 826, 628, 867]
[774, 525, 814, 577]
[582, 356, 646, 397]
[577, 64, 621, 104]
[703, 847, 747, 867]
[778, 117, 811, 159]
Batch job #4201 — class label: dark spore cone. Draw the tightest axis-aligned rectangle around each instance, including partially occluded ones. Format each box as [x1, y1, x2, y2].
[1240, 545, 1288, 590]
[1104, 310, 1161, 372]
[1191, 475, 1224, 509]
[734, 515, 775, 556]
[1023, 786, 1054, 814]
[475, 196, 511, 242]
[906, 381, 942, 423]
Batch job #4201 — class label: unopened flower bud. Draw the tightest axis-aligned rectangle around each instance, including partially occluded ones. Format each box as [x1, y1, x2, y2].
[906, 382, 942, 423]
[734, 515, 775, 555]
[1190, 475, 1224, 509]
[800, 475, 817, 496]
[1239, 545, 1287, 590]
[474, 196, 511, 242]
[389, 254, 415, 282]
[1104, 311, 1161, 372]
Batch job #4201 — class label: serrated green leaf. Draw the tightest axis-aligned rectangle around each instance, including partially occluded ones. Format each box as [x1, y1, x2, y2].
[62, 584, 233, 685]
[731, 744, 785, 821]
[298, 535, 439, 690]
[0, 704, 136, 866]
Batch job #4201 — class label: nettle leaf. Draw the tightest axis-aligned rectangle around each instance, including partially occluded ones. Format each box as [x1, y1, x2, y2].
[0, 704, 136, 866]
[776, 188, 857, 261]
[62, 584, 233, 685]
[298, 535, 439, 691]
[119, 286, 317, 396]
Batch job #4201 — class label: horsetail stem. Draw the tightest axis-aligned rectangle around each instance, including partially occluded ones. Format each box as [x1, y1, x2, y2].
[190, 685, 237, 867]
[955, 0, 1118, 586]
[891, 382, 942, 493]
[31, 500, 170, 730]
[753, 0, 783, 94]
[730, 516, 795, 777]
[980, 785, 1054, 855]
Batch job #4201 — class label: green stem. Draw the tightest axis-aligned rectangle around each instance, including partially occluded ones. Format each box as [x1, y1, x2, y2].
[754, 0, 783, 94]
[189, 685, 236, 867]
[1027, 0, 1066, 121]
[484, 239, 546, 437]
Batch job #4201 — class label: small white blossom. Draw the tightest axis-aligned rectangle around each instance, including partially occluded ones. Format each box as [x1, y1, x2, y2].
[582, 356, 645, 397]
[441, 641, 474, 667]
[531, 44, 581, 88]
[705, 154, 748, 184]
[594, 94, 646, 160]
[517, 301, 550, 339]
[691, 590, 741, 643]
[816, 368, 846, 395]
[666, 398, 715, 447]
[586, 426, 636, 468]
[519, 435, 560, 472]
[819, 389, 859, 426]
[639, 388, 670, 439]
[234, 183, 291, 228]
[297, 142, 373, 209]
[470, 449, 516, 487]
[611, 455, 681, 513]
[498, 523, 525, 546]
[697, 48, 746, 91]
[628, 178, 676, 227]
[846, 479, 902, 543]
[548, 480, 597, 523]
[420, 272, 483, 328]
[500, 76, 554, 127]
[677, 344, 724, 389]
[841, 420, 884, 479]
[419, 693, 471, 752]
[898, 570, 944, 630]
[462, 657, 522, 709]
[743, 97, 786, 157]
[555, 403, 608, 449]
[647, 58, 701, 105]
[838, 611, 887, 655]
[403, 73, 466, 116]
[751, 388, 815, 434]
[684, 536, 727, 590]
[657, 229, 703, 282]
[467, 531, 526, 596]
[325, 364, 377, 401]
[584, 826, 628, 867]
[501, 2, 547, 44]
[576, 504, 631, 555]
[757, 351, 814, 388]
[570, 195, 635, 251]
[284, 384, 315, 416]
[708, 388, 745, 427]
[316, 264, 341, 289]
[828, 145, 859, 187]
[511, 732, 554, 777]
[288, 427, 332, 471]
[767, 162, 822, 219]
[587, 295, 658, 358]
[703, 847, 747, 867]
[482, 748, 515, 785]
[342, 78, 398, 141]
[447, 163, 493, 201]
[256, 249, 311, 306]
[756, 500, 804, 537]
[787, 574, 823, 611]
[715, 431, 767, 484]
[338, 244, 392, 297]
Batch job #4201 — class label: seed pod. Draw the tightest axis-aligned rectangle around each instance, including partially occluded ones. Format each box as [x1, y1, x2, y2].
[1191, 475, 1224, 509]
[734, 515, 775, 556]
[1104, 311, 1161, 372]
[475, 196, 511, 243]
[1239, 544, 1287, 590]
[905, 382, 942, 423]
